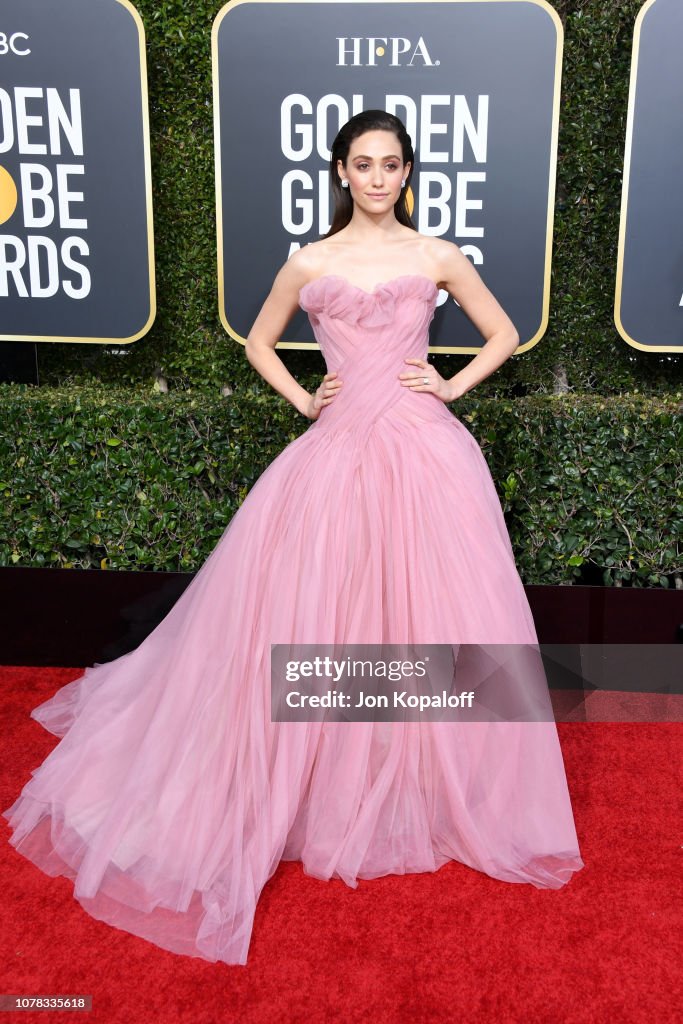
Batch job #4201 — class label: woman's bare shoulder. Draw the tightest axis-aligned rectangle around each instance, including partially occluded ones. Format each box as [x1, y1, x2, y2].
[288, 237, 344, 274]
[417, 235, 471, 277]
[395, 233, 462, 280]
[415, 233, 463, 259]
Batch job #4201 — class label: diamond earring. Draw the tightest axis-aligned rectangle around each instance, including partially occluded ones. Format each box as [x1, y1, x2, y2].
[401, 180, 406, 187]
[341, 180, 349, 188]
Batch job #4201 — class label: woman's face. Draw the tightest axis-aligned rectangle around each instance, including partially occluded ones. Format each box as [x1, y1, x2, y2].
[337, 130, 410, 212]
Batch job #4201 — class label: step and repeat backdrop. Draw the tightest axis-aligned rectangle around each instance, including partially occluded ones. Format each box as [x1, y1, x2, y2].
[213, 0, 562, 355]
[0, 0, 679, 353]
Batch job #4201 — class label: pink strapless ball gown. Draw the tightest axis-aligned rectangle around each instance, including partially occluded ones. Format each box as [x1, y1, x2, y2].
[2, 274, 584, 965]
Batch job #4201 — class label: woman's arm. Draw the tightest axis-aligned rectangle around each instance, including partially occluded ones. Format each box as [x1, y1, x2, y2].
[244, 250, 341, 419]
[433, 240, 521, 401]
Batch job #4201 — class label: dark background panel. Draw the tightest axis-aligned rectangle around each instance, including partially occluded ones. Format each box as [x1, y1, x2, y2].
[0, 0, 153, 340]
[215, 0, 561, 350]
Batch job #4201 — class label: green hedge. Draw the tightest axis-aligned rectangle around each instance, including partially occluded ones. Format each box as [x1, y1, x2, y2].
[1, 383, 680, 586]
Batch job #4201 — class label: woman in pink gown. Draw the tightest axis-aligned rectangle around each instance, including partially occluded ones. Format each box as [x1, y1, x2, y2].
[2, 111, 584, 965]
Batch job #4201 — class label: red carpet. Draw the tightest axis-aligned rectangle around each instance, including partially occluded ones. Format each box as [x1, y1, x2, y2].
[1, 666, 681, 1024]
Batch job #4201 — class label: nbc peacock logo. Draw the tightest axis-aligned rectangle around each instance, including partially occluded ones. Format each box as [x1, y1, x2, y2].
[405, 183, 415, 217]
[0, 164, 18, 224]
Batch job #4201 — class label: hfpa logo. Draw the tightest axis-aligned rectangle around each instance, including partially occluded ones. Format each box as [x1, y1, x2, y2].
[336, 37, 439, 67]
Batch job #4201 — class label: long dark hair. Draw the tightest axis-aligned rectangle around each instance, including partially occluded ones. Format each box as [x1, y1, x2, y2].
[324, 110, 417, 238]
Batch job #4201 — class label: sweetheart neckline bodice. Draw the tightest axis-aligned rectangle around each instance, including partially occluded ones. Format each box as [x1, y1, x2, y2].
[298, 273, 439, 300]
